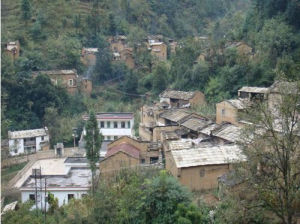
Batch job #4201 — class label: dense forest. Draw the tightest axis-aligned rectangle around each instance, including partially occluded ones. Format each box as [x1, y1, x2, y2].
[2, 0, 300, 141]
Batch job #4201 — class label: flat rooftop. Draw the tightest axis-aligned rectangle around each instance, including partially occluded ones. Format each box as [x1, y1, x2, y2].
[82, 112, 134, 120]
[21, 168, 91, 189]
[14, 158, 68, 188]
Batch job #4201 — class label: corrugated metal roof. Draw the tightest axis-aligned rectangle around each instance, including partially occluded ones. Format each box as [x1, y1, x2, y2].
[171, 144, 246, 168]
[159, 90, 196, 100]
[212, 123, 241, 143]
[160, 109, 191, 122]
[238, 86, 269, 94]
[8, 128, 48, 139]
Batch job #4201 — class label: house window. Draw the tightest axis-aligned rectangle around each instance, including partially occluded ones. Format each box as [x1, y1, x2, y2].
[68, 194, 74, 201]
[114, 136, 118, 140]
[200, 168, 205, 177]
[41, 136, 44, 141]
[114, 122, 118, 128]
[141, 159, 145, 164]
[100, 121, 105, 128]
[150, 157, 159, 164]
[107, 136, 111, 140]
[29, 194, 35, 202]
[68, 79, 74, 86]
[82, 194, 87, 198]
[107, 121, 111, 128]
[127, 121, 131, 128]
[221, 109, 225, 116]
[121, 121, 125, 128]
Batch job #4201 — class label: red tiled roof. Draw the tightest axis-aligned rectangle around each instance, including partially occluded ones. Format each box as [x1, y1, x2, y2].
[105, 142, 140, 159]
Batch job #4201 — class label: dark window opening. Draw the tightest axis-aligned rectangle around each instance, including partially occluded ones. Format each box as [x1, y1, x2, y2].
[100, 121, 105, 128]
[150, 157, 159, 164]
[68, 194, 74, 201]
[121, 121, 125, 128]
[114, 122, 118, 128]
[141, 159, 145, 164]
[29, 194, 35, 202]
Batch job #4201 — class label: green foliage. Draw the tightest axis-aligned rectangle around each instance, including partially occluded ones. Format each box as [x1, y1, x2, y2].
[48, 192, 59, 214]
[152, 62, 168, 94]
[21, 0, 31, 21]
[84, 111, 102, 193]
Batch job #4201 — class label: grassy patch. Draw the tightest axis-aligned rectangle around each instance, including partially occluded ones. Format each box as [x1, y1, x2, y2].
[1, 162, 28, 189]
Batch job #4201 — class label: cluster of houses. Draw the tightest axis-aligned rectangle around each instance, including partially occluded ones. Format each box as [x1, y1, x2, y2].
[5, 80, 296, 211]
[80, 34, 177, 69]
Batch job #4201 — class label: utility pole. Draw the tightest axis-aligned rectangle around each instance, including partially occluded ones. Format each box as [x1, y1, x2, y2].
[34, 169, 38, 215]
[44, 177, 47, 224]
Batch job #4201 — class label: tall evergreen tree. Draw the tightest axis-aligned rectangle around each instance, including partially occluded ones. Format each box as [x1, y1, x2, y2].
[84, 111, 102, 194]
[21, 0, 31, 21]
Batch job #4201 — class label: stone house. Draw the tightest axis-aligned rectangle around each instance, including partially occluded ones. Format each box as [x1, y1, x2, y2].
[33, 69, 92, 95]
[238, 87, 269, 101]
[8, 128, 49, 156]
[80, 48, 98, 66]
[159, 90, 206, 108]
[226, 41, 253, 57]
[5, 41, 20, 60]
[165, 144, 246, 191]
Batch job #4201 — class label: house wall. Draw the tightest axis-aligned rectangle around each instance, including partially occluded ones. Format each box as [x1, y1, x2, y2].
[179, 164, 230, 191]
[99, 151, 139, 177]
[9, 135, 49, 156]
[139, 125, 153, 141]
[216, 101, 239, 125]
[165, 151, 178, 177]
[81, 53, 97, 66]
[9, 139, 24, 156]
[97, 119, 134, 140]
[151, 44, 167, 61]
[120, 50, 135, 69]
[48, 73, 78, 95]
[153, 126, 179, 142]
[190, 91, 206, 107]
[80, 79, 93, 95]
[21, 189, 88, 208]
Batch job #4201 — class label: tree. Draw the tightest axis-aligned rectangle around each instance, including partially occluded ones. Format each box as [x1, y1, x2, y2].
[48, 192, 59, 214]
[152, 62, 168, 94]
[238, 81, 300, 224]
[84, 111, 102, 194]
[21, 0, 31, 21]
[142, 170, 192, 224]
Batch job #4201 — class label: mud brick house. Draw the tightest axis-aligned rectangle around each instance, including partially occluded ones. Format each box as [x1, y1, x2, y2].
[81, 48, 98, 66]
[216, 98, 250, 126]
[33, 69, 92, 95]
[99, 136, 162, 177]
[159, 90, 206, 108]
[108, 35, 128, 53]
[165, 144, 246, 191]
[5, 41, 20, 60]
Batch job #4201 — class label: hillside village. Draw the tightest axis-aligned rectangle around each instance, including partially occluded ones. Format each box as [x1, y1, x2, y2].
[2, 0, 300, 223]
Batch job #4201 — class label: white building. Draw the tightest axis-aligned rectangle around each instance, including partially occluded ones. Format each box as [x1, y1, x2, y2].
[82, 112, 135, 141]
[8, 128, 49, 156]
[19, 158, 93, 209]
